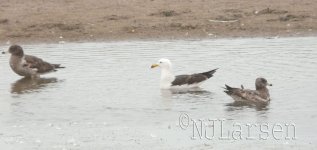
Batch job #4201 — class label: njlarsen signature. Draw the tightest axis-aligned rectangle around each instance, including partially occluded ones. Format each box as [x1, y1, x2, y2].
[178, 113, 296, 140]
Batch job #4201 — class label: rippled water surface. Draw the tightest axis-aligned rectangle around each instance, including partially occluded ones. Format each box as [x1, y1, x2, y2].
[0, 37, 316, 149]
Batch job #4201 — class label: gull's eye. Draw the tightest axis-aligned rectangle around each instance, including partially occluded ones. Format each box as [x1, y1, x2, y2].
[159, 61, 162, 64]
[261, 78, 267, 83]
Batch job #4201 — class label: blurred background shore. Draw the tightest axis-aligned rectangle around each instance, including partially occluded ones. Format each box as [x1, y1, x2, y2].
[0, 0, 316, 43]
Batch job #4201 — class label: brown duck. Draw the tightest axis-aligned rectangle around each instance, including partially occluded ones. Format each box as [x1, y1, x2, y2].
[2, 45, 64, 78]
[224, 77, 272, 104]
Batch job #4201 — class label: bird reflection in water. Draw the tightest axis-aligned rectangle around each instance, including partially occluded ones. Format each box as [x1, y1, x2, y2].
[161, 87, 213, 98]
[226, 100, 269, 111]
[11, 77, 58, 94]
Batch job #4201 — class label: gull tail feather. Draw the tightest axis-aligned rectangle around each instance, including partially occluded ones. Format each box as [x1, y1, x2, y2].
[201, 68, 218, 78]
[53, 64, 65, 69]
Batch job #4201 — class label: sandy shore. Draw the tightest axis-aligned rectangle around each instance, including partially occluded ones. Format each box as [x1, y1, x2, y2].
[0, 0, 316, 43]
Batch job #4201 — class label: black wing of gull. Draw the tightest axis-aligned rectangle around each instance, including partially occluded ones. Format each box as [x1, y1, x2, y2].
[171, 68, 218, 86]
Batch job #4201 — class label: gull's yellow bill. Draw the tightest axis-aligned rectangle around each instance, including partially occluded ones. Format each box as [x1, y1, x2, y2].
[151, 64, 159, 68]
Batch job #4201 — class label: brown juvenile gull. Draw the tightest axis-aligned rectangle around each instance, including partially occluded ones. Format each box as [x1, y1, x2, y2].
[224, 77, 272, 104]
[2, 45, 64, 78]
[151, 58, 218, 89]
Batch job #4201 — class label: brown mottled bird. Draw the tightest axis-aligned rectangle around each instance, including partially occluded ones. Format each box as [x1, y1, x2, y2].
[151, 58, 218, 89]
[2, 45, 64, 78]
[224, 77, 272, 104]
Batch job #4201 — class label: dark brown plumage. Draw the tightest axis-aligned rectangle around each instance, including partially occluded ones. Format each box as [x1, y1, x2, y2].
[6, 45, 64, 78]
[224, 77, 272, 104]
[24, 55, 64, 73]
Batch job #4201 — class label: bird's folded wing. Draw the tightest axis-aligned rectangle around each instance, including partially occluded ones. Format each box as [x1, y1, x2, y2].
[238, 89, 267, 103]
[25, 55, 55, 73]
[172, 74, 208, 86]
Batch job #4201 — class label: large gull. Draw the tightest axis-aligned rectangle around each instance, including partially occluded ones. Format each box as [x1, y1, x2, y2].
[224, 77, 272, 104]
[2, 45, 64, 78]
[151, 58, 218, 89]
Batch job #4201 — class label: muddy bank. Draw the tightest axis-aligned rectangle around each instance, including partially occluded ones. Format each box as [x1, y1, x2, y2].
[0, 0, 316, 43]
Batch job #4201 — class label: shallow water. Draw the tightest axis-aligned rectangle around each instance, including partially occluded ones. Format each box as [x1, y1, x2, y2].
[0, 37, 317, 149]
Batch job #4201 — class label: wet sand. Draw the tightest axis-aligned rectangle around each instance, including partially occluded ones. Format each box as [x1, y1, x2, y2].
[0, 0, 316, 43]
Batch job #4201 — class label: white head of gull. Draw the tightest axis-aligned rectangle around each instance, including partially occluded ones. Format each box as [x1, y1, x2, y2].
[151, 58, 175, 89]
[151, 58, 218, 89]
